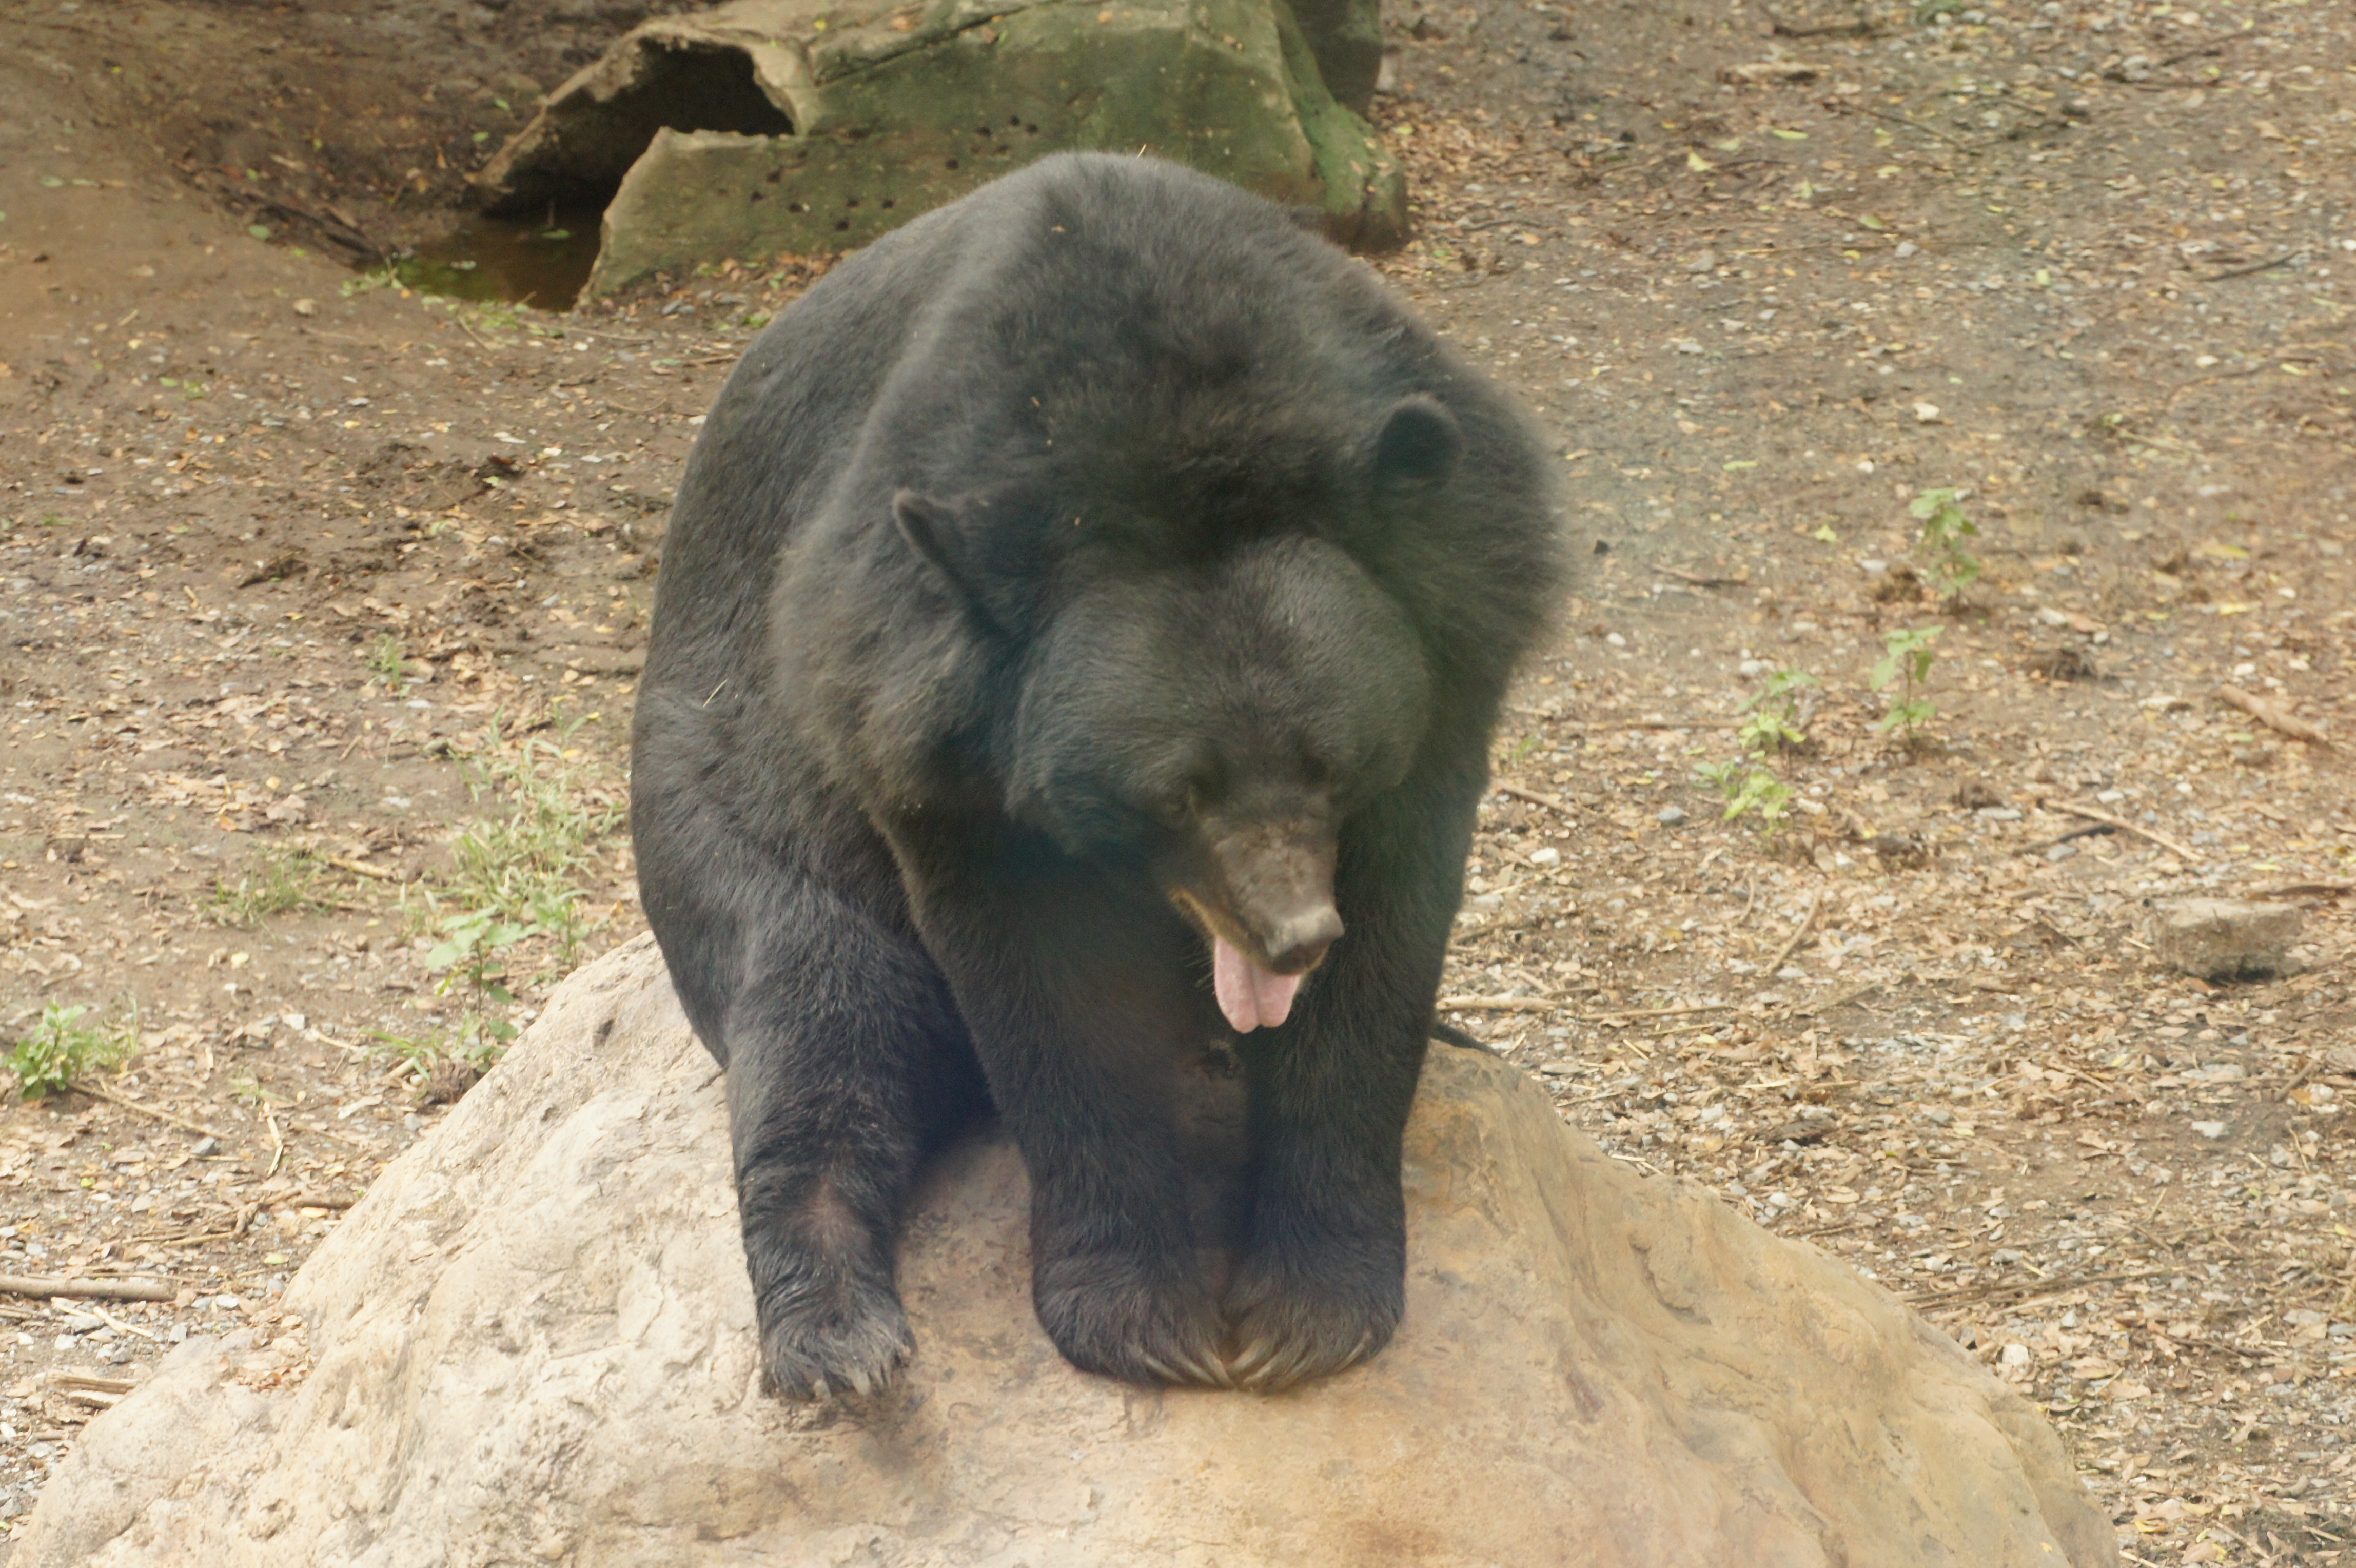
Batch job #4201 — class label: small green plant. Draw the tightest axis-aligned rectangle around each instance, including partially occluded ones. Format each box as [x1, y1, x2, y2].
[7, 1004, 132, 1100]
[1871, 626, 1941, 742]
[407, 714, 622, 999]
[364, 633, 415, 694]
[210, 845, 328, 926]
[423, 907, 544, 1003]
[1502, 732, 1543, 769]
[1909, 487, 1981, 601]
[1738, 669, 1819, 756]
[1694, 758, 1796, 828]
[371, 1015, 512, 1078]
[340, 264, 401, 298]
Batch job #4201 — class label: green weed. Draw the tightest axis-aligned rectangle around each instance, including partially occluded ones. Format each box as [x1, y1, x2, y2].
[7, 1004, 133, 1100]
[1909, 487, 1981, 602]
[370, 1015, 512, 1077]
[410, 715, 622, 996]
[364, 633, 416, 694]
[1738, 669, 1819, 756]
[1694, 758, 1796, 829]
[340, 264, 401, 299]
[210, 844, 328, 926]
[1871, 626, 1941, 742]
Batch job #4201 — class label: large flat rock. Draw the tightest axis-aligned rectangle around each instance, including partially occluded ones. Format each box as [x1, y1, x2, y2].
[17, 935, 2114, 1567]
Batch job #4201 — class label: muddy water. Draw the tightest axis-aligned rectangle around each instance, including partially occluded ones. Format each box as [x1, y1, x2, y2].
[394, 208, 604, 310]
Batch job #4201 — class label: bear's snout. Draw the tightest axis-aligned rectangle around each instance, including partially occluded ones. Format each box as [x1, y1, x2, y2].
[1256, 903, 1343, 976]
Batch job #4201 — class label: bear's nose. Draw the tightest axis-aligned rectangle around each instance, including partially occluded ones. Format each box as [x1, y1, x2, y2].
[1263, 904, 1343, 975]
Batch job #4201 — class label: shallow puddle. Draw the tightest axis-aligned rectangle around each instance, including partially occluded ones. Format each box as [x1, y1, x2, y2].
[391, 208, 604, 310]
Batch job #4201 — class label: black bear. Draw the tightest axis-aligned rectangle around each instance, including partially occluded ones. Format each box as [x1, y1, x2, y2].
[631, 153, 1563, 1397]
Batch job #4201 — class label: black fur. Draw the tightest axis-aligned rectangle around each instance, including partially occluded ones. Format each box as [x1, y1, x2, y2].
[631, 153, 1563, 1397]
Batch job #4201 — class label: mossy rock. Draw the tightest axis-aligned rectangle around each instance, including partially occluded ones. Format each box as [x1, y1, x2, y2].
[471, 0, 1403, 297]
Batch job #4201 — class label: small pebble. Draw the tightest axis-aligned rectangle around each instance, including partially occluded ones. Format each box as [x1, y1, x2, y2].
[1657, 806, 1687, 826]
[2000, 1343, 2033, 1368]
[193, 1135, 221, 1158]
[60, 1312, 105, 1333]
[2191, 1121, 2229, 1140]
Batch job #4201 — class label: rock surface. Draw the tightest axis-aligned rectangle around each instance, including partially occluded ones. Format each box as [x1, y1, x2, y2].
[473, 0, 1405, 297]
[2147, 896, 2303, 981]
[18, 936, 2115, 1568]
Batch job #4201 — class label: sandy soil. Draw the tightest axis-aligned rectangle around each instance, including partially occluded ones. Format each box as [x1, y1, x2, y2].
[2, 0, 2352, 1561]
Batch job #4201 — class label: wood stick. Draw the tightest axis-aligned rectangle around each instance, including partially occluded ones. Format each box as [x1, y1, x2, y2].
[2042, 800, 2203, 864]
[1579, 1002, 1733, 1023]
[1910, 1265, 2172, 1311]
[1764, 892, 1822, 974]
[87, 1303, 159, 1341]
[0, 1273, 177, 1303]
[322, 854, 397, 881]
[1436, 996, 1557, 1013]
[2218, 683, 2331, 746]
[74, 1084, 230, 1141]
[1497, 782, 1578, 816]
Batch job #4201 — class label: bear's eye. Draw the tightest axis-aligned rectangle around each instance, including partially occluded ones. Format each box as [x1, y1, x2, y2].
[1152, 777, 1209, 828]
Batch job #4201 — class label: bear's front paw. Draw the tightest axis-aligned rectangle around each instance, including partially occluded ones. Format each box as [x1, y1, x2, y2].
[1035, 1263, 1232, 1389]
[1223, 1251, 1403, 1392]
[757, 1280, 915, 1400]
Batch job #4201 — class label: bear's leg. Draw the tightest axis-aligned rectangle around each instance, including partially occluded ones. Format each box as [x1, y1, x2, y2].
[892, 822, 1232, 1387]
[1225, 771, 1481, 1390]
[721, 883, 982, 1399]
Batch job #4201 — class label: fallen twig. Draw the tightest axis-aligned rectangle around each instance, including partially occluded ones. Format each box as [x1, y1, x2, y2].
[0, 1273, 176, 1303]
[2218, 684, 2330, 746]
[1911, 1265, 2173, 1310]
[2198, 252, 2303, 283]
[1498, 782, 1578, 816]
[1763, 892, 1822, 975]
[1761, 9, 1874, 38]
[74, 1083, 230, 1141]
[2151, 22, 2264, 69]
[1437, 995, 1557, 1013]
[323, 853, 398, 881]
[1579, 1002, 1733, 1023]
[87, 1302, 159, 1341]
[2041, 800, 2203, 864]
[2247, 881, 2351, 900]
[1842, 103, 1979, 152]
[2015, 822, 2115, 857]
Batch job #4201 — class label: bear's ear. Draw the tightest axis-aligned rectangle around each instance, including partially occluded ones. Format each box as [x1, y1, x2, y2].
[1371, 396, 1461, 491]
[894, 488, 1037, 632]
[893, 488, 983, 598]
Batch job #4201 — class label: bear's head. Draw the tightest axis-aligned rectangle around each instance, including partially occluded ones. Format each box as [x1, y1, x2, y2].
[888, 398, 1461, 1031]
[1003, 533, 1430, 1030]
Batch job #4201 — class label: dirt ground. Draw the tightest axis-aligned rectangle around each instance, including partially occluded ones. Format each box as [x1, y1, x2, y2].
[2, 0, 2351, 1561]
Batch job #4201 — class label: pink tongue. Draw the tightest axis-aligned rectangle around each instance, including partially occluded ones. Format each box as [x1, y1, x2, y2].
[1212, 937, 1304, 1033]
